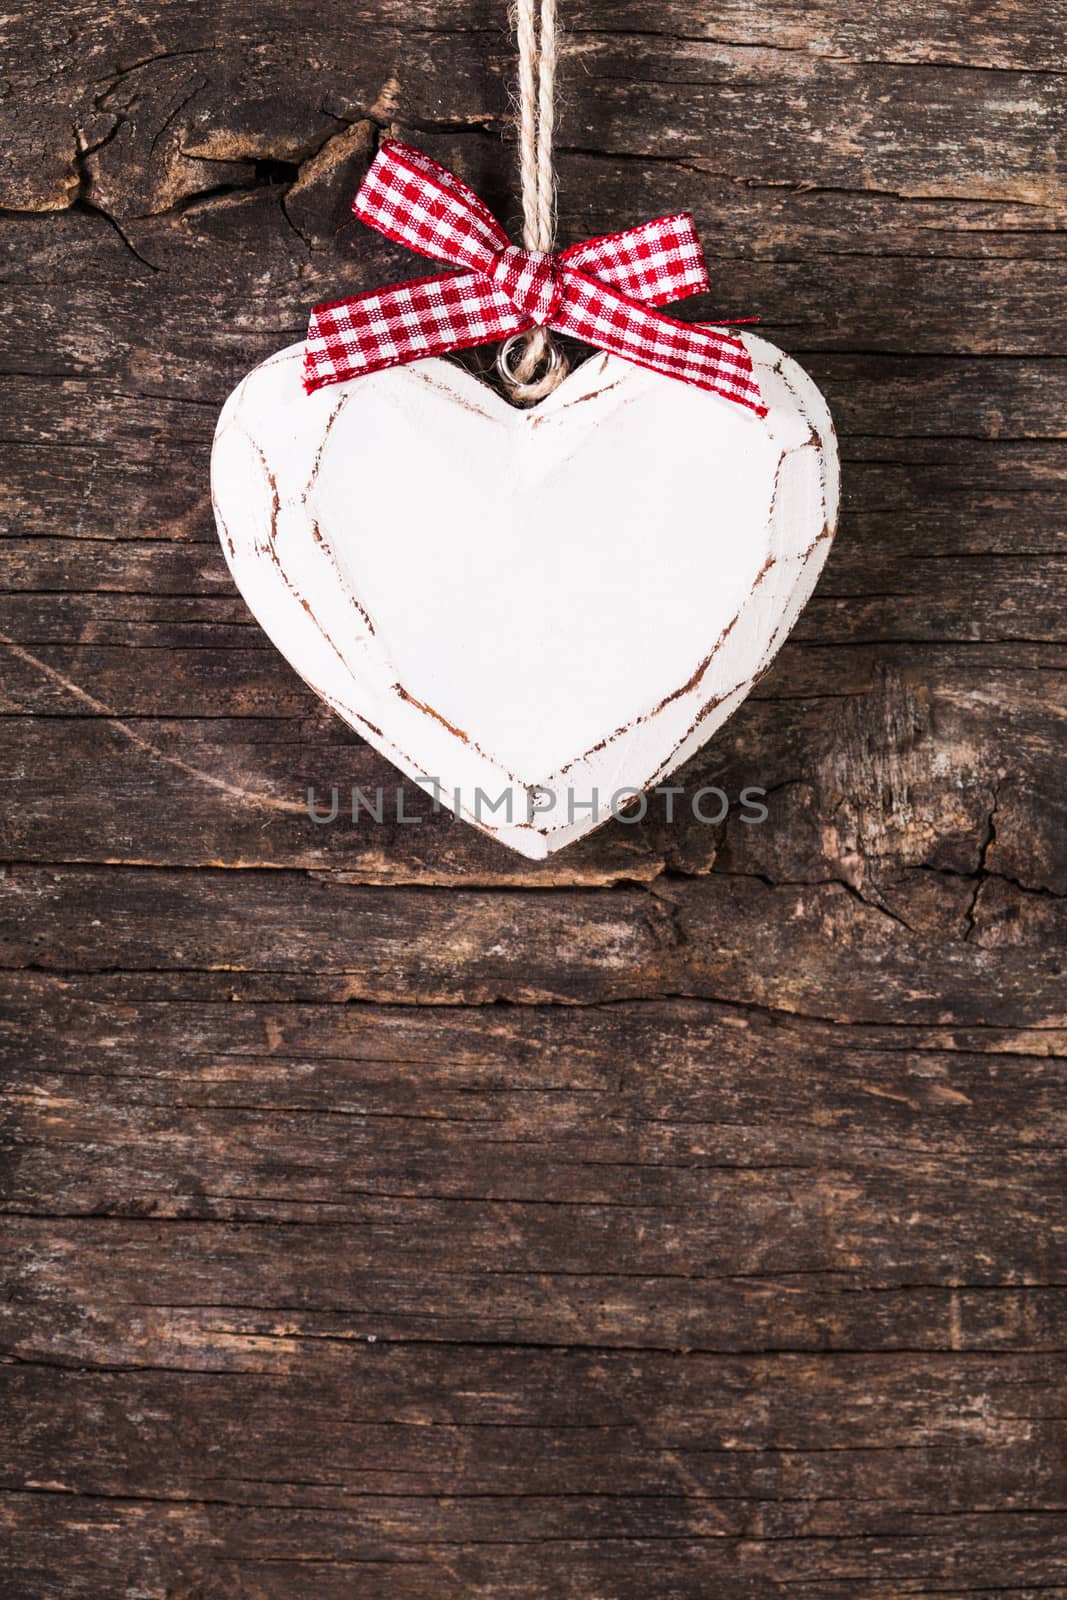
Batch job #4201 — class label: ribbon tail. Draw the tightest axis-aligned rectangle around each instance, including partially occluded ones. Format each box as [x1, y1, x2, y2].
[552, 268, 767, 416]
[304, 271, 525, 393]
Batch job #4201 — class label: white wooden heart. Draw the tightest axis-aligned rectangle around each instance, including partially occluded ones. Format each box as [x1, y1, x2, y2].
[211, 334, 838, 858]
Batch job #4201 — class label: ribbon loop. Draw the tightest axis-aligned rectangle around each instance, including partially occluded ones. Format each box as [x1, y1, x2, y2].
[352, 142, 507, 274]
[305, 142, 766, 417]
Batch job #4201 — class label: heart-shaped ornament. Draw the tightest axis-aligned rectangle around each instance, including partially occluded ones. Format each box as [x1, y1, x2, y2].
[212, 334, 838, 857]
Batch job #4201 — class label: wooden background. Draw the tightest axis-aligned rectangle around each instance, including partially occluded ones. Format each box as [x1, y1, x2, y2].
[1, 2, 1065, 1595]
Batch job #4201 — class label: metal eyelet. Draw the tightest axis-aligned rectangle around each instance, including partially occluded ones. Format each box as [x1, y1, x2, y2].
[496, 332, 564, 387]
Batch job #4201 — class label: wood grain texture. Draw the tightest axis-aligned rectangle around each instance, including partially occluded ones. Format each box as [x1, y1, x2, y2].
[0, 0, 1064, 1596]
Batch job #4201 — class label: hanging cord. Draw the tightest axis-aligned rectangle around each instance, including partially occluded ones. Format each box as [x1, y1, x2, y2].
[501, 0, 569, 402]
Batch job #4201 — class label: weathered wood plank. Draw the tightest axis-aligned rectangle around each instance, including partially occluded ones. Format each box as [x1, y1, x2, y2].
[3, 640, 1064, 721]
[3, 1357, 1064, 1495]
[1, 355, 1061, 447]
[2, 238, 1065, 379]
[4, 20, 1064, 216]
[3, 971, 1063, 1332]
[1, 1349, 1064, 1594]
[2, 553, 1063, 646]
[1, 1493, 1063, 1600]
[1, 859, 1064, 1023]
[4, 1216, 1065, 1358]
[1, 661, 1063, 895]
[4, 436, 1066, 565]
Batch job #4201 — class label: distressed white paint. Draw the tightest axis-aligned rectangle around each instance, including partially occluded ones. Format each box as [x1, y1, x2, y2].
[211, 335, 839, 857]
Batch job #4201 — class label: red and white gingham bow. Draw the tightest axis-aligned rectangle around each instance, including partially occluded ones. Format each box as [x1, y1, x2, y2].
[304, 143, 766, 415]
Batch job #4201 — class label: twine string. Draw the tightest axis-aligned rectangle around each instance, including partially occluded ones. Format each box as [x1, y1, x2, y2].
[505, 0, 568, 400]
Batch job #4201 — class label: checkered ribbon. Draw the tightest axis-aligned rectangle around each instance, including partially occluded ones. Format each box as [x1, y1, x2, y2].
[304, 143, 766, 415]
